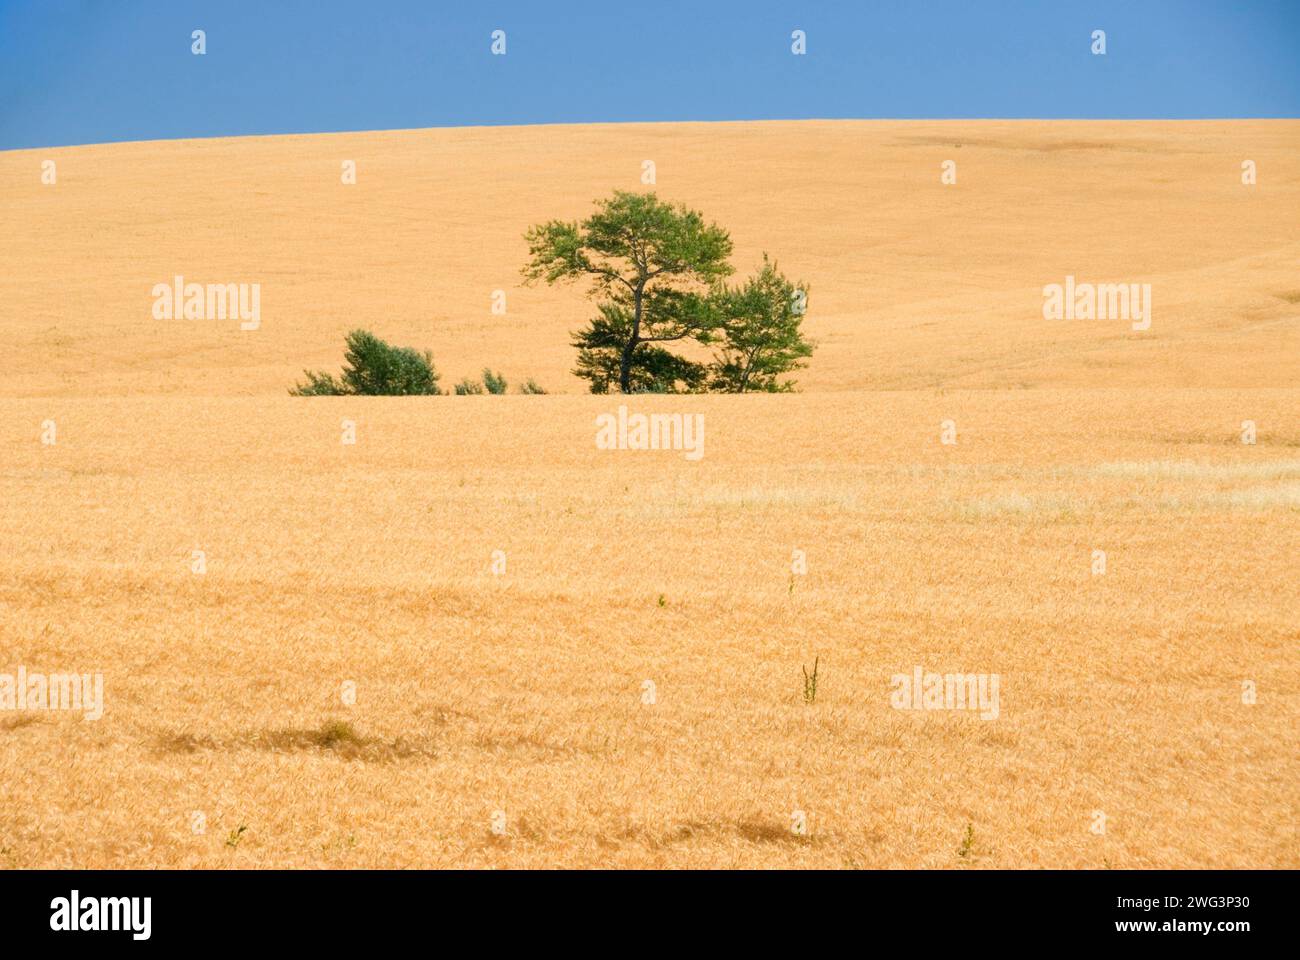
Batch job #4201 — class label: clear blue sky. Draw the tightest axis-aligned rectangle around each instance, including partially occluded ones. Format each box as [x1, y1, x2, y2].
[2, 0, 1297, 150]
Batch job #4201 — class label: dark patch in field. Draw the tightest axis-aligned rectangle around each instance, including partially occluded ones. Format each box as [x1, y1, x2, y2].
[155, 720, 437, 762]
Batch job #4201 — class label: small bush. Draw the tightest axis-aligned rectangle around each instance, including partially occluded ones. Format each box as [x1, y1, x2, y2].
[482, 369, 508, 395]
[519, 378, 547, 395]
[291, 371, 348, 396]
[292, 330, 442, 396]
[454, 378, 485, 395]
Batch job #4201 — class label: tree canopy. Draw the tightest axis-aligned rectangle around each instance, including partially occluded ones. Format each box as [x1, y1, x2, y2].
[524, 191, 733, 393]
[708, 256, 813, 393]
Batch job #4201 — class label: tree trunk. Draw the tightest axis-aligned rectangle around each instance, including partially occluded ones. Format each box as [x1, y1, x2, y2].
[618, 338, 638, 393]
[619, 285, 645, 393]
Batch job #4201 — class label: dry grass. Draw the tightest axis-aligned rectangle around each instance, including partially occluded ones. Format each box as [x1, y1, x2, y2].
[0, 120, 1296, 868]
[0, 390, 1294, 868]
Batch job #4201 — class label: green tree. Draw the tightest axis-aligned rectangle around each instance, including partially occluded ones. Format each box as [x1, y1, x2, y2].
[523, 191, 732, 393]
[291, 329, 442, 396]
[708, 256, 813, 393]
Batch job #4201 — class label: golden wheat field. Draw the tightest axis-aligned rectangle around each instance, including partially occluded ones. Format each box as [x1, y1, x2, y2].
[0, 120, 1297, 868]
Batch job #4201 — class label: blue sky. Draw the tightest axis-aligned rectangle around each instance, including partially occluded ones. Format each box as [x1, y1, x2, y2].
[1, 0, 1297, 150]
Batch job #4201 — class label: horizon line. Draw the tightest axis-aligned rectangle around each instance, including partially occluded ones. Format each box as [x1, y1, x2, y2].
[6, 115, 1299, 154]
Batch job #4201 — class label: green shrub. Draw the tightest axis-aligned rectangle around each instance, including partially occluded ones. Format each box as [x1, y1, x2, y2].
[453, 378, 485, 395]
[291, 330, 442, 396]
[519, 378, 547, 394]
[291, 371, 348, 396]
[482, 369, 508, 395]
